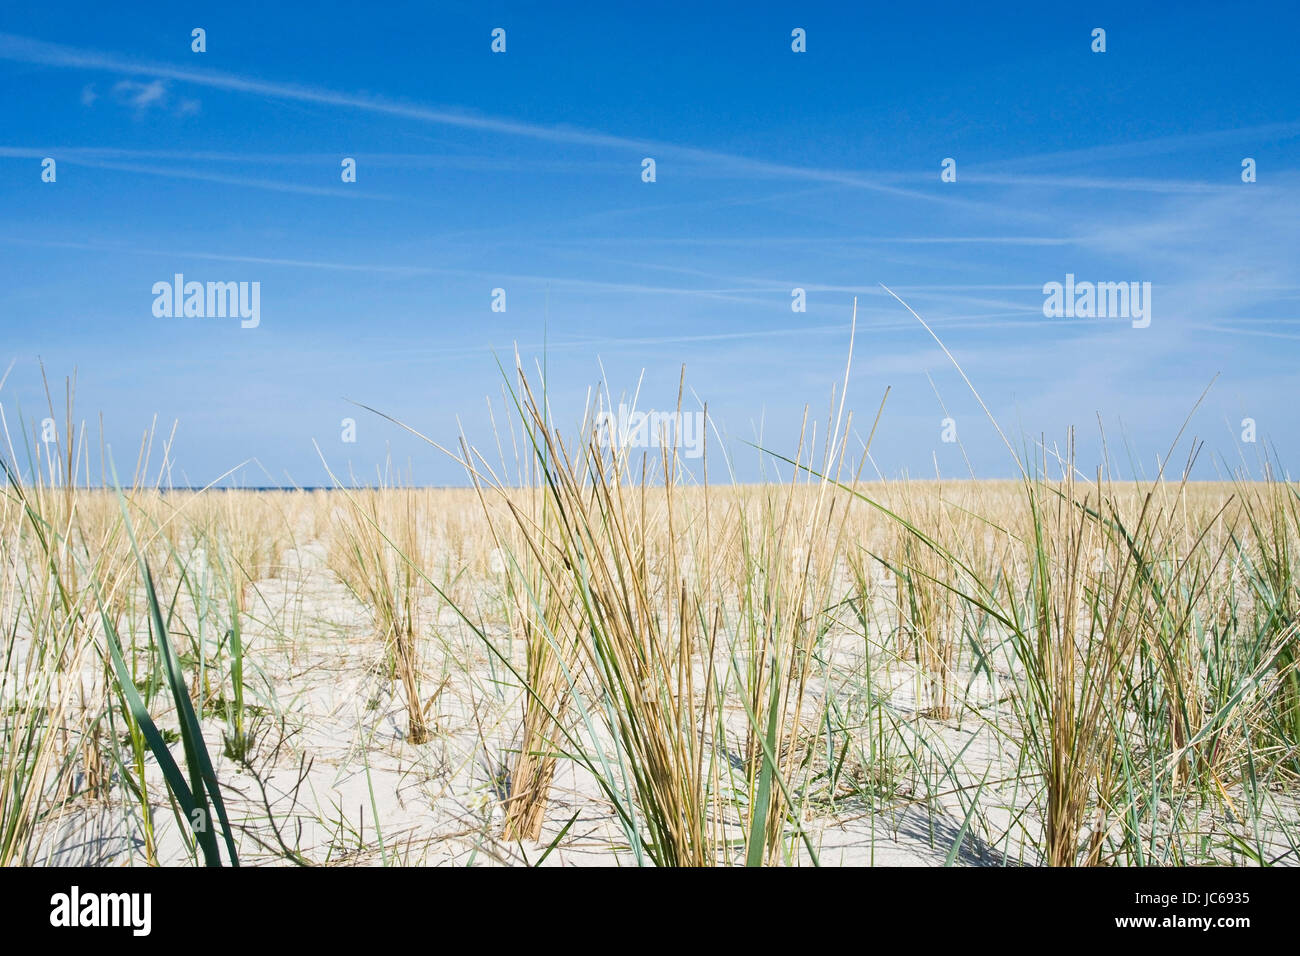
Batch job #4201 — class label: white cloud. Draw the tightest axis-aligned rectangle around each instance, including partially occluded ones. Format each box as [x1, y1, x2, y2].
[93, 76, 200, 116]
[112, 78, 168, 110]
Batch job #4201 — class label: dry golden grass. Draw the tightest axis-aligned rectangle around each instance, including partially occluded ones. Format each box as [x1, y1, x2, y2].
[2, 399, 1298, 866]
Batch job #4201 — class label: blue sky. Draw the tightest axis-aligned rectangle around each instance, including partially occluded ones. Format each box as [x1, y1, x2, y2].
[1, 2, 1297, 487]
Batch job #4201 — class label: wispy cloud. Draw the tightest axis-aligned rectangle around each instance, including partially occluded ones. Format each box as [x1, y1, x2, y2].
[0, 31, 1015, 218]
[983, 121, 1300, 172]
[78, 76, 203, 117]
[962, 173, 1237, 194]
[0, 235, 432, 275]
[112, 77, 167, 110]
[0, 147, 396, 199]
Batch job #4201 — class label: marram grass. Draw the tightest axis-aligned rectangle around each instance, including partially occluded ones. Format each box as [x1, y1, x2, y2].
[0, 359, 1297, 866]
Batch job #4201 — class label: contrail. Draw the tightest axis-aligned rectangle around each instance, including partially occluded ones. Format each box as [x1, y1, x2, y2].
[0, 31, 1002, 213]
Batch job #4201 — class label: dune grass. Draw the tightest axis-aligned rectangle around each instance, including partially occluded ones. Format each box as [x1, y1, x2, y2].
[0, 342, 1297, 867]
